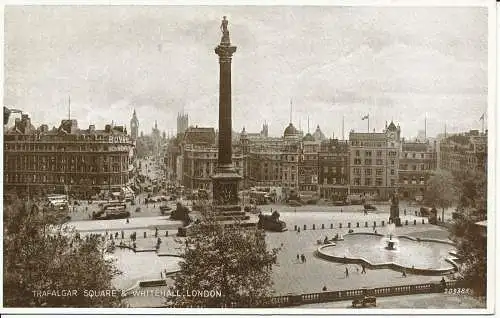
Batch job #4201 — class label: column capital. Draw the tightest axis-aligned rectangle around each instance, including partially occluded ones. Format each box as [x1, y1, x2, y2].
[215, 45, 237, 62]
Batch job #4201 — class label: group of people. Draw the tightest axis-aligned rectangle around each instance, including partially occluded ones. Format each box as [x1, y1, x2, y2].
[296, 253, 307, 263]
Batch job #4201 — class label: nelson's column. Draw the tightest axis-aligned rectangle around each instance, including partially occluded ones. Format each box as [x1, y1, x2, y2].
[211, 16, 250, 221]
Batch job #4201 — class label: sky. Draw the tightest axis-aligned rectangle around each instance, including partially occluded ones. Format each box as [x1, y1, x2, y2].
[4, 5, 489, 139]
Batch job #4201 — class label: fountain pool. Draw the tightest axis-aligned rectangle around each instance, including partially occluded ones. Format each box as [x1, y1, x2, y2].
[317, 233, 456, 274]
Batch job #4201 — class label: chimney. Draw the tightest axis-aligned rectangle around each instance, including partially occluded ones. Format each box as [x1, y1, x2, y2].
[89, 125, 95, 133]
[105, 124, 111, 132]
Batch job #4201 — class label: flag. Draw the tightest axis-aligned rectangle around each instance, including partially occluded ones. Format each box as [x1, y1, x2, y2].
[362, 114, 369, 120]
[480, 113, 485, 120]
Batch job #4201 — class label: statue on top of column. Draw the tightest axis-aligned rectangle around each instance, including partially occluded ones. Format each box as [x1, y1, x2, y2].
[220, 16, 230, 44]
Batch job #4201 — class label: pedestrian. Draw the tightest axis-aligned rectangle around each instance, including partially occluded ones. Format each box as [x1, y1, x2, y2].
[126, 218, 130, 224]
[402, 270, 407, 277]
[302, 254, 307, 263]
[340, 208, 343, 213]
[345, 267, 349, 278]
[296, 253, 300, 262]
[160, 272, 163, 279]
[404, 208, 407, 216]
[361, 264, 366, 274]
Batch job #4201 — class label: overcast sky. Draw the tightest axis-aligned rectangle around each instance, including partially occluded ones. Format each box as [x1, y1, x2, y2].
[4, 5, 488, 139]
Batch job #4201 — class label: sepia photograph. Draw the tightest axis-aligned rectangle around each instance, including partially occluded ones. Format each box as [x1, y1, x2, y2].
[2, 1, 495, 315]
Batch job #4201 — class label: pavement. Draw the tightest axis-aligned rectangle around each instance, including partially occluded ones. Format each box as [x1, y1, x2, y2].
[297, 293, 486, 309]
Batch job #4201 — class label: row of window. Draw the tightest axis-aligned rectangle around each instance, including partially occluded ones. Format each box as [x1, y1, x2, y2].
[353, 178, 396, 186]
[4, 173, 128, 185]
[353, 159, 396, 165]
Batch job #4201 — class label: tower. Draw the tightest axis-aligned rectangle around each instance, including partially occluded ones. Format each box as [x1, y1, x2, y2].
[211, 16, 241, 208]
[130, 109, 139, 140]
[177, 112, 189, 135]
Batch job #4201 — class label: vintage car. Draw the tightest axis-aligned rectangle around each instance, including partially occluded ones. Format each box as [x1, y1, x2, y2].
[363, 203, 377, 211]
[352, 296, 377, 308]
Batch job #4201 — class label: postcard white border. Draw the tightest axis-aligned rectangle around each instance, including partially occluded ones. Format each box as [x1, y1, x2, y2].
[0, 0, 496, 316]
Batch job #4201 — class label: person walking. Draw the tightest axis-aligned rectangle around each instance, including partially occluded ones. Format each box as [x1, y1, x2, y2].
[361, 264, 366, 274]
[297, 253, 300, 262]
[345, 267, 349, 278]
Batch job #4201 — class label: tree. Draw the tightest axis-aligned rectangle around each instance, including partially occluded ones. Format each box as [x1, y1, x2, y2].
[424, 169, 457, 222]
[449, 170, 487, 297]
[166, 206, 280, 307]
[3, 200, 124, 307]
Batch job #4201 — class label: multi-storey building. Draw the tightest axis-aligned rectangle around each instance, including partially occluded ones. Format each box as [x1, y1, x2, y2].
[398, 141, 437, 201]
[298, 133, 320, 199]
[3, 114, 134, 198]
[348, 121, 401, 200]
[439, 130, 487, 174]
[318, 138, 350, 200]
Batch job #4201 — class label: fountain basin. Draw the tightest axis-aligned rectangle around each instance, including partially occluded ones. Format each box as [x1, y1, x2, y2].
[317, 233, 457, 275]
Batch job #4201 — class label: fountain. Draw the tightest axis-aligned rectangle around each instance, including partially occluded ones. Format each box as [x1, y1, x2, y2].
[382, 223, 400, 250]
[389, 190, 402, 227]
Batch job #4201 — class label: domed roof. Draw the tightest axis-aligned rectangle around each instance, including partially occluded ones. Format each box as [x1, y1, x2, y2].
[313, 125, 325, 141]
[284, 123, 299, 137]
[303, 133, 315, 142]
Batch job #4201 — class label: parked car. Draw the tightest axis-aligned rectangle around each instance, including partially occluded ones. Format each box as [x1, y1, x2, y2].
[364, 204, 377, 211]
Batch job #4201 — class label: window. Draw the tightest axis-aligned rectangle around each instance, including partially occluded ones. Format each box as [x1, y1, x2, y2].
[365, 168, 372, 175]
[421, 154, 425, 159]
[412, 165, 417, 171]
[376, 159, 383, 165]
[355, 150, 360, 157]
[421, 164, 425, 170]
[403, 177, 408, 184]
[364, 159, 372, 165]
[404, 153, 408, 158]
[376, 151, 382, 157]
[376, 178, 383, 186]
[354, 178, 361, 185]
[354, 168, 361, 175]
[354, 159, 361, 165]
[420, 176, 425, 184]
[365, 178, 371, 186]
[365, 151, 372, 157]
[412, 153, 416, 158]
[376, 168, 383, 176]
[391, 179, 396, 186]
[390, 169, 395, 175]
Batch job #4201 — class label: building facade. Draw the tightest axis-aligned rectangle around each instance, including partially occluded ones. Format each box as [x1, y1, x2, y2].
[318, 138, 350, 200]
[348, 122, 401, 200]
[4, 115, 134, 198]
[398, 141, 437, 201]
[438, 130, 487, 174]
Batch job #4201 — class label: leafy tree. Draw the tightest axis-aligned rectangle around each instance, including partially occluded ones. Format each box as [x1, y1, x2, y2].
[450, 170, 487, 296]
[166, 206, 280, 307]
[424, 169, 458, 222]
[3, 200, 124, 307]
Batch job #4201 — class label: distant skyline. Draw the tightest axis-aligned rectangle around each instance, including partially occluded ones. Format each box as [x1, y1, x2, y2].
[5, 5, 489, 139]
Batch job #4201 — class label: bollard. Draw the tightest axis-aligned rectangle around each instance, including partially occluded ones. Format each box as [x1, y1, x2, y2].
[348, 222, 351, 228]
[322, 224, 325, 229]
[414, 219, 417, 225]
[382, 220, 385, 226]
[438, 216, 441, 222]
[422, 219, 425, 224]
[294, 225, 297, 231]
[365, 221, 368, 227]
[339, 223, 342, 229]
[144, 232, 147, 238]
[373, 221, 376, 228]
[356, 222, 359, 228]
[405, 220, 408, 226]
[165, 231, 168, 237]
[313, 224, 316, 230]
[304, 224, 307, 230]
[331, 223, 333, 229]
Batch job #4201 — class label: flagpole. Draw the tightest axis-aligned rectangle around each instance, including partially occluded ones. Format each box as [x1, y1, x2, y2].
[342, 115, 344, 140]
[368, 114, 370, 133]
